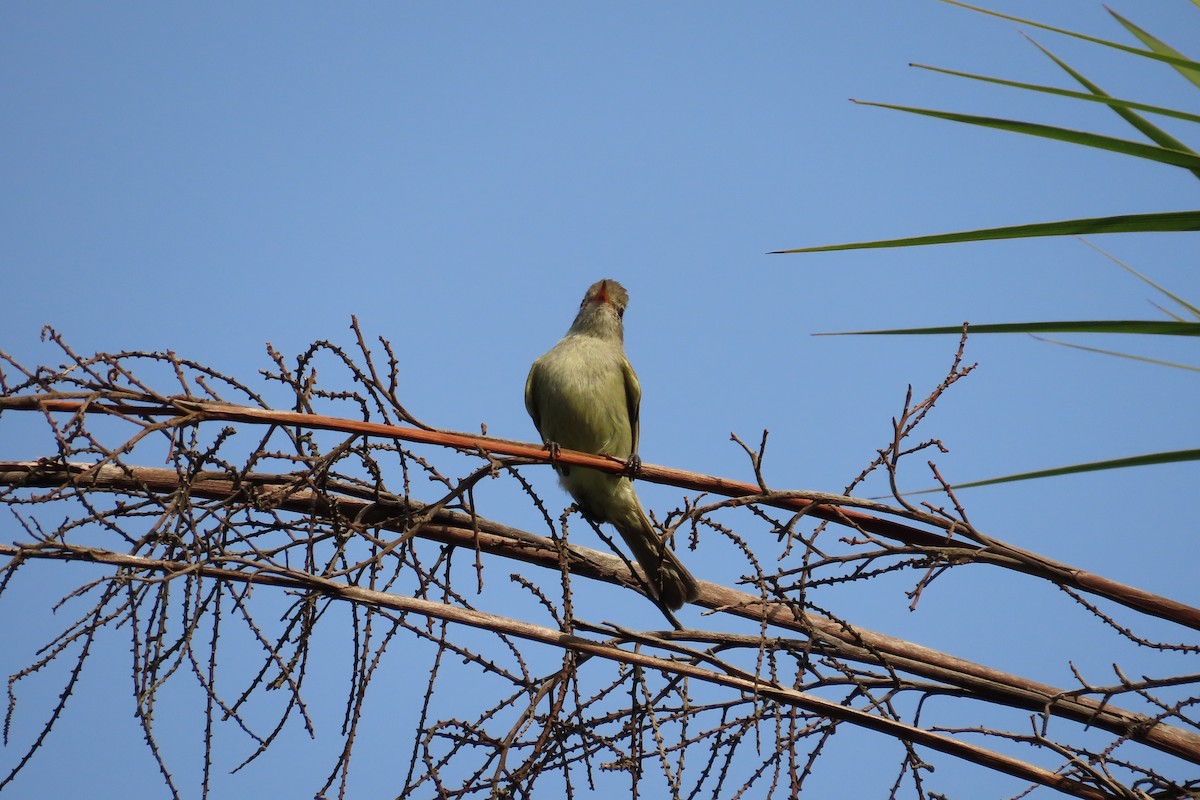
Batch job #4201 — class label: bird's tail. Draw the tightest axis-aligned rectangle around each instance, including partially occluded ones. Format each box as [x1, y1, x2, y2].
[614, 505, 700, 611]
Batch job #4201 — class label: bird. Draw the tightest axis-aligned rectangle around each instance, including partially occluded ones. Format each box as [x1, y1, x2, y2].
[525, 278, 699, 610]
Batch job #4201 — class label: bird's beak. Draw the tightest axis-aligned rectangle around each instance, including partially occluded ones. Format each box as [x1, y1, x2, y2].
[594, 281, 612, 307]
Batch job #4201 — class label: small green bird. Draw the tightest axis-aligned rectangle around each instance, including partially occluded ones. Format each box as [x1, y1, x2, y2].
[525, 279, 699, 610]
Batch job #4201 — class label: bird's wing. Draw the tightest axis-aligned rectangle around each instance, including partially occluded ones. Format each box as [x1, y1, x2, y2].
[621, 356, 642, 455]
[524, 363, 542, 436]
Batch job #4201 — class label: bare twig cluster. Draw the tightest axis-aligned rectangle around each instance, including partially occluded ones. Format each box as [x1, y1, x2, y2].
[0, 323, 1196, 799]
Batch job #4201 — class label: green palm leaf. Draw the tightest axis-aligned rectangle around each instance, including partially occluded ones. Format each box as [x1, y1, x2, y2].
[906, 449, 1200, 494]
[850, 101, 1200, 170]
[1107, 8, 1200, 88]
[1029, 335, 1200, 372]
[797, 3, 1199, 492]
[1023, 37, 1200, 179]
[909, 62, 1200, 126]
[1080, 239, 1200, 320]
[772, 211, 1200, 253]
[815, 320, 1200, 337]
[940, 0, 1200, 73]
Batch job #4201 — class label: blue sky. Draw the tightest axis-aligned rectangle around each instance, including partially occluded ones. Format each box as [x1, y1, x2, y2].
[2, 2, 1197, 797]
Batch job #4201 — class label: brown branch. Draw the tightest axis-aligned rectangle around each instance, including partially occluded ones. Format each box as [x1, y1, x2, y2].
[3, 394, 1196, 633]
[4, 460, 1198, 768]
[0, 537, 1124, 800]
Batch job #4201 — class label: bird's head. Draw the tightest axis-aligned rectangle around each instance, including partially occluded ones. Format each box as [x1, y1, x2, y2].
[570, 278, 629, 340]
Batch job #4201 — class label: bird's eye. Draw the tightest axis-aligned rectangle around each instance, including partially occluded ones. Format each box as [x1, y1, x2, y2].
[617, 307, 625, 319]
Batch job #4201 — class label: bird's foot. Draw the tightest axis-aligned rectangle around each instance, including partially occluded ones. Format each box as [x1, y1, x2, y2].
[546, 441, 568, 475]
[625, 453, 643, 478]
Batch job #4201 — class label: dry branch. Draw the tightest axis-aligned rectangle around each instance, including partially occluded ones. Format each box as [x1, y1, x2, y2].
[5, 394, 1197, 633]
[1, 331, 1196, 799]
[4, 460, 1199, 769]
[0, 534, 1122, 800]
